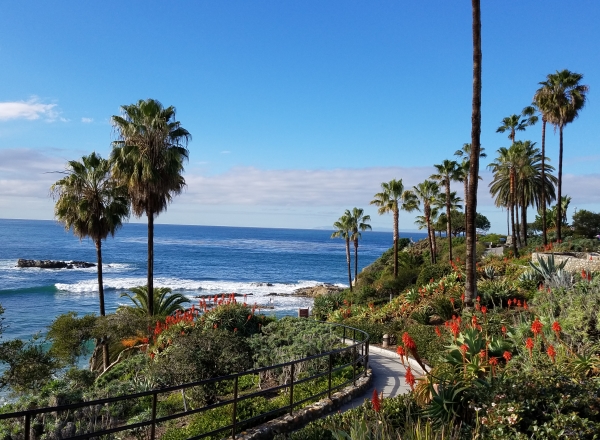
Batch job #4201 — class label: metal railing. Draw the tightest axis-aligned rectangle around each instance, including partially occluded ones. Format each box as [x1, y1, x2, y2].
[0, 322, 369, 440]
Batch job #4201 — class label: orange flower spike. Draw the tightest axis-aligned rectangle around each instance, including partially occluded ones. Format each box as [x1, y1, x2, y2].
[551, 321, 562, 337]
[489, 357, 498, 366]
[435, 326, 442, 338]
[525, 337, 534, 357]
[450, 297, 455, 306]
[507, 299, 512, 308]
[471, 315, 478, 327]
[476, 296, 480, 303]
[405, 367, 416, 390]
[481, 306, 487, 315]
[460, 344, 469, 354]
[523, 301, 528, 310]
[501, 325, 507, 336]
[503, 351, 512, 362]
[479, 349, 486, 359]
[371, 388, 381, 412]
[547, 345, 556, 362]
[402, 332, 417, 352]
[475, 303, 480, 311]
[450, 322, 460, 340]
[531, 318, 543, 337]
[461, 294, 465, 302]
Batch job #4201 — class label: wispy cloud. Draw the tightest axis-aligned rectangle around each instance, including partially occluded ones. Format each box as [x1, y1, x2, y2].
[0, 97, 60, 122]
[81, 117, 93, 123]
[220, 150, 231, 154]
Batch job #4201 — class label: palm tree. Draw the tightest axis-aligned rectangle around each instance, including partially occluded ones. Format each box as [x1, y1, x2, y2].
[370, 179, 418, 278]
[430, 160, 462, 261]
[538, 70, 589, 241]
[465, 0, 482, 306]
[331, 211, 353, 291]
[118, 286, 189, 317]
[496, 106, 538, 142]
[413, 180, 440, 264]
[454, 143, 486, 205]
[51, 152, 130, 369]
[111, 99, 191, 316]
[348, 208, 372, 284]
[533, 90, 553, 246]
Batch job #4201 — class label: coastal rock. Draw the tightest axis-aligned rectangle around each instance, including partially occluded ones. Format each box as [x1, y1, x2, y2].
[17, 259, 95, 269]
[293, 284, 344, 298]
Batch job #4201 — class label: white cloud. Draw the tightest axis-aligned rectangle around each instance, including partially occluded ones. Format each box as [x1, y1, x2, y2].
[220, 150, 231, 154]
[0, 97, 60, 122]
[81, 117, 93, 123]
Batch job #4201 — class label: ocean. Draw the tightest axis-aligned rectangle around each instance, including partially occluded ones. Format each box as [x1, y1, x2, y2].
[0, 218, 427, 342]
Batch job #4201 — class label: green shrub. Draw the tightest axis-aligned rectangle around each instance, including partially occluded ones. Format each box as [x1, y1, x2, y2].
[400, 322, 446, 367]
[416, 263, 453, 287]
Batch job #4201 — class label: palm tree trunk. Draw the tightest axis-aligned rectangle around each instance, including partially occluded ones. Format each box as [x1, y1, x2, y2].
[541, 118, 548, 245]
[345, 238, 352, 292]
[148, 211, 154, 316]
[520, 188, 527, 246]
[393, 208, 399, 278]
[446, 186, 453, 262]
[464, 177, 469, 234]
[465, 0, 481, 306]
[514, 205, 521, 247]
[510, 201, 519, 257]
[557, 125, 563, 242]
[95, 239, 109, 371]
[353, 239, 359, 284]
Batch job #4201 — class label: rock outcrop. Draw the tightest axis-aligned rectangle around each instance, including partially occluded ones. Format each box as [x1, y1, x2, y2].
[17, 259, 95, 269]
[293, 284, 344, 297]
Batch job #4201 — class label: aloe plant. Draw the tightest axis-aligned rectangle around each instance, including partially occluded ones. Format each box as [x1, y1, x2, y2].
[529, 253, 569, 281]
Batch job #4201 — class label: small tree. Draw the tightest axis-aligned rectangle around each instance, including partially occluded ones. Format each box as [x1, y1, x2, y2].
[572, 209, 600, 239]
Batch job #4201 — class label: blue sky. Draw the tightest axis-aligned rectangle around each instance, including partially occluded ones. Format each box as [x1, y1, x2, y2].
[1, 1, 598, 232]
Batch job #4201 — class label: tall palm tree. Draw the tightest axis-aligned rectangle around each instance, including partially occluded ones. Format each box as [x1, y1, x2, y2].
[538, 70, 589, 241]
[465, 0, 482, 306]
[111, 99, 191, 316]
[533, 91, 554, 246]
[348, 208, 372, 284]
[496, 106, 538, 142]
[430, 160, 461, 261]
[370, 179, 418, 278]
[51, 152, 130, 369]
[413, 180, 440, 264]
[454, 143, 486, 205]
[331, 211, 353, 291]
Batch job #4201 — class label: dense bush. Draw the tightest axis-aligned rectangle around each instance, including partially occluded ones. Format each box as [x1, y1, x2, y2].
[416, 263, 453, 287]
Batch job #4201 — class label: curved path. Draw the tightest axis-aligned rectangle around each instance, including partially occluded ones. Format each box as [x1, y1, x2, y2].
[338, 345, 426, 412]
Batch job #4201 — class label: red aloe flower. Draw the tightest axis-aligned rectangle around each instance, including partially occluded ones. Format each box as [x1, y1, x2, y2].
[396, 345, 406, 365]
[501, 325, 507, 337]
[471, 315, 478, 327]
[531, 318, 543, 338]
[525, 337, 534, 357]
[523, 301, 528, 310]
[435, 326, 441, 338]
[503, 351, 512, 362]
[481, 306, 487, 315]
[489, 357, 498, 366]
[475, 303, 481, 311]
[461, 293, 465, 302]
[371, 388, 381, 412]
[552, 321, 562, 338]
[547, 345, 556, 363]
[402, 332, 417, 352]
[450, 322, 460, 340]
[450, 297, 455, 306]
[460, 344, 469, 354]
[405, 366, 415, 390]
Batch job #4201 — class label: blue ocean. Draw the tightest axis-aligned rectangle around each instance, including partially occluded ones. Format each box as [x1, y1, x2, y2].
[0, 219, 426, 342]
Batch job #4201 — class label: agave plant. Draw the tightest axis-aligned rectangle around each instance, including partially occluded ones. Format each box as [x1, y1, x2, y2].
[118, 286, 189, 317]
[529, 253, 569, 281]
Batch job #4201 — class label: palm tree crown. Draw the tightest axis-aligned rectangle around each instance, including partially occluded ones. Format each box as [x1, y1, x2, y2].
[496, 106, 538, 142]
[111, 99, 191, 316]
[412, 180, 440, 264]
[430, 160, 461, 261]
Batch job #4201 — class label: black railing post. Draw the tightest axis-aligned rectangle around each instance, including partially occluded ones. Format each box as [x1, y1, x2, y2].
[353, 328, 356, 342]
[232, 376, 239, 439]
[289, 363, 295, 415]
[24, 414, 31, 440]
[150, 391, 157, 440]
[364, 340, 369, 376]
[328, 353, 333, 399]
[352, 345, 357, 386]
[343, 326, 346, 344]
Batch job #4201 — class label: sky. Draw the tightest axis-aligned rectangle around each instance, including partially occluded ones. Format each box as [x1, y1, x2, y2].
[0, 1, 598, 233]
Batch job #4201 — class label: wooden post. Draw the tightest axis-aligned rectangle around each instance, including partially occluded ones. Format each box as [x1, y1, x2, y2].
[24, 414, 31, 440]
[328, 353, 333, 399]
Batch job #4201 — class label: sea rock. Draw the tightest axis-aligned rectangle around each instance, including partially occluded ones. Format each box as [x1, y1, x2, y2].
[293, 284, 344, 298]
[17, 259, 95, 269]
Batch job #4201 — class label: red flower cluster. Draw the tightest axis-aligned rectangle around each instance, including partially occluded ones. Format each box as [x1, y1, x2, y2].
[153, 308, 198, 339]
[525, 337, 534, 357]
[552, 321, 562, 338]
[405, 366, 416, 390]
[402, 332, 417, 351]
[531, 318, 543, 338]
[371, 389, 381, 412]
[547, 345, 556, 362]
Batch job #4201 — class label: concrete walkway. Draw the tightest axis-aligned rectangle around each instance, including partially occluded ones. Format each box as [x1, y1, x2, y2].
[338, 345, 426, 412]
